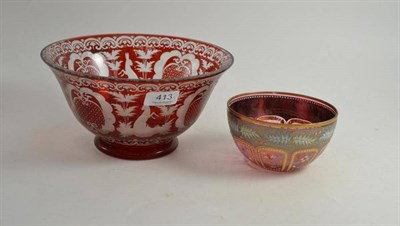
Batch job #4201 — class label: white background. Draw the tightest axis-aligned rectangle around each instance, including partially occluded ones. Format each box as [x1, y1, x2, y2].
[1, 0, 399, 225]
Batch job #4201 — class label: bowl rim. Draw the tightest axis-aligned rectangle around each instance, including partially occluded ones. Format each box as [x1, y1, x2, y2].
[40, 33, 234, 83]
[227, 91, 338, 128]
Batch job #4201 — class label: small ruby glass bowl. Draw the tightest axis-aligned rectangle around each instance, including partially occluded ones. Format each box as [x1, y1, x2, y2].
[41, 34, 233, 160]
[227, 92, 338, 172]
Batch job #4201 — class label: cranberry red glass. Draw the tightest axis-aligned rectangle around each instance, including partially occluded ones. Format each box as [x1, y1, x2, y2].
[41, 34, 233, 160]
[228, 92, 338, 172]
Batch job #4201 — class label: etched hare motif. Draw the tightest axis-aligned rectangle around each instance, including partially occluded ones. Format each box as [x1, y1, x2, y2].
[121, 52, 139, 79]
[118, 105, 173, 138]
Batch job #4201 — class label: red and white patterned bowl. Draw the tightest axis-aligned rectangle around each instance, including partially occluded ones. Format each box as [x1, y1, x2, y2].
[41, 34, 233, 160]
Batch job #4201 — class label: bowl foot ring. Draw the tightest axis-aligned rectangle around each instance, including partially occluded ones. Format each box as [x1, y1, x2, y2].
[94, 137, 178, 160]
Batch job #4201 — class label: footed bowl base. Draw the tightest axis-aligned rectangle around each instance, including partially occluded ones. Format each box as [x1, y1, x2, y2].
[94, 137, 178, 160]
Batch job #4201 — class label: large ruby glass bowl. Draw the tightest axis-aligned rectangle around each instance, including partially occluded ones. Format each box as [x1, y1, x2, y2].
[41, 34, 233, 160]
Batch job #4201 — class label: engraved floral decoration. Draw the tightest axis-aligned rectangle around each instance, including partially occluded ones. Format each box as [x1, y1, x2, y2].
[41, 34, 233, 160]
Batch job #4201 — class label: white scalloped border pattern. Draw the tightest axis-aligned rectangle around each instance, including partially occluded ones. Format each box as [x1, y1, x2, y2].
[43, 35, 230, 67]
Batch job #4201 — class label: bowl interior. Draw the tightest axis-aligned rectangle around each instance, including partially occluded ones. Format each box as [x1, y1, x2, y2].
[229, 92, 337, 125]
[41, 34, 233, 80]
